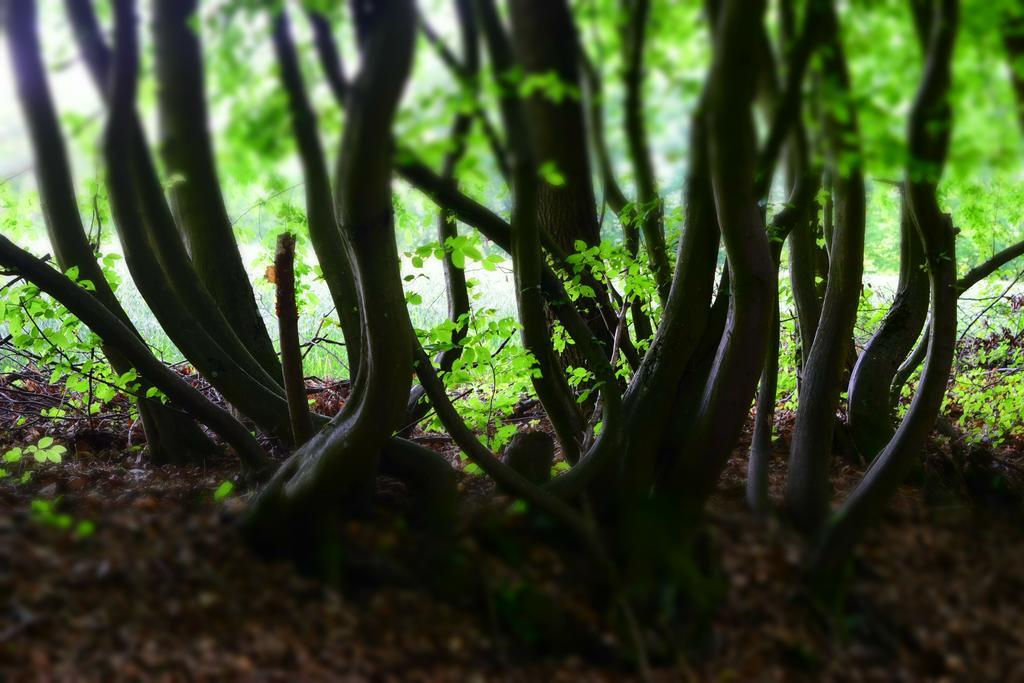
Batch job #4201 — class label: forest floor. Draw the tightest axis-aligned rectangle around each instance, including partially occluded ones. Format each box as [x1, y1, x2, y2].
[1, 379, 1023, 681]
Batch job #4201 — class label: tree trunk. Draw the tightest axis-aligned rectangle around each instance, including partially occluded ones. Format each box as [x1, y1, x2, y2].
[403, 0, 477, 428]
[66, 0, 292, 427]
[245, 0, 418, 573]
[275, 233, 314, 445]
[272, 10, 363, 380]
[7, 0, 216, 465]
[663, 0, 775, 506]
[102, 0, 293, 438]
[152, 0, 281, 379]
[508, 0, 600, 254]
[785, 3, 866, 534]
[813, 0, 960, 584]
[480, 0, 587, 461]
[621, 0, 672, 305]
[579, 47, 653, 344]
[507, 0, 618, 388]
[847, 194, 929, 460]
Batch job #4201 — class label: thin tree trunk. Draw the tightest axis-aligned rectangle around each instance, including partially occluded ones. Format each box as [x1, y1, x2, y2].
[747, 0, 822, 513]
[403, 0, 477, 428]
[65, 0, 291, 412]
[152, 0, 281, 379]
[847, 194, 929, 459]
[813, 0, 960, 582]
[747, 189, 817, 511]
[246, 0, 419, 571]
[785, 3, 866, 534]
[664, 0, 775, 505]
[272, 10, 363, 379]
[579, 48, 653, 343]
[748, 247, 782, 514]
[621, 0, 672, 306]
[275, 233, 314, 445]
[7, 0, 216, 464]
[102, 0, 293, 438]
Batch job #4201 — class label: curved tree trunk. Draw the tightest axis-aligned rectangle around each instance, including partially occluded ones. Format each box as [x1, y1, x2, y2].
[579, 47, 653, 344]
[403, 0, 477, 429]
[245, 0, 418, 572]
[747, 0, 822, 513]
[271, 9, 363, 380]
[621, 0, 672, 306]
[152, 0, 281, 379]
[0, 234, 272, 474]
[7, 0, 216, 465]
[102, 0, 293, 438]
[888, 14, 1024, 402]
[608, 105, 722, 504]
[663, 0, 775, 506]
[65, 0, 292, 426]
[847, 195, 929, 460]
[813, 0, 960, 583]
[0, 234, 273, 473]
[845, 8, 946, 463]
[748, 184, 818, 512]
[785, 3, 866, 534]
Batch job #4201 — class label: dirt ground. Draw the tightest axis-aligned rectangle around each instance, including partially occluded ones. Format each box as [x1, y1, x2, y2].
[0, 419, 1022, 682]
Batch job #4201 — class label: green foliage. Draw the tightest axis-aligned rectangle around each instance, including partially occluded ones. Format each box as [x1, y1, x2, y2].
[30, 498, 95, 538]
[213, 480, 235, 502]
[3, 437, 66, 466]
[424, 305, 534, 452]
[0, 264, 146, 418]
[562, 237, 661, 348]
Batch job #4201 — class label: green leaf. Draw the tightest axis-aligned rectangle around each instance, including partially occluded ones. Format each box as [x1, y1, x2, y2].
[95, 384, 116, 402]
[213, 481, 235, 502]
[539, 161, 566, 187]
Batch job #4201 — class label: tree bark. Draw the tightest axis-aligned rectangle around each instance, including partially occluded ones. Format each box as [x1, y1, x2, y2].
[813, 0, 960, 582]
[621, 0, 672, 305]
[275, 233, 314, 445]
[152, 0, 281, 379]
[663, 0, 775, 505]
[785, 3, 866, 534]
[847, 194, 929, 459]
[272, 10, 363, 379]
[7, 0, 217, 464]
[507, 0, 600, 254]
[65, 0, 292, 420]
[508, 0, 616, 389]
[403, 0, 477, 428]
[478, 0, 587, 461]
[102, 0, 293, 438]
[245, 0, 419, 571]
